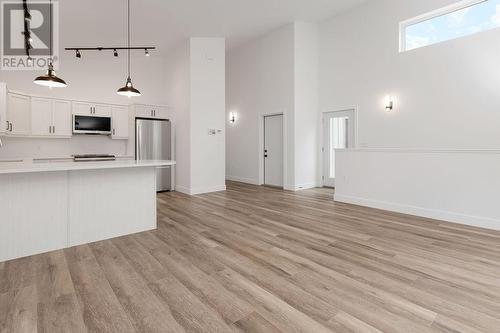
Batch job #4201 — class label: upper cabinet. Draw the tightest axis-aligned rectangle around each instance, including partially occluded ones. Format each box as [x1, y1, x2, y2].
[72, 102, 111, 117]
[6, 93, 31, 136]
[31, 97, 72, 137]
[134, 104, 170, 120]
[111, 106, 129, 140]
[0, 83, 6, 135]
[52, 100, 72, 136]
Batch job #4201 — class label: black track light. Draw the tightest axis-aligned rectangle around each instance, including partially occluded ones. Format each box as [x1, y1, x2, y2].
[145, 49, 149, 57]
[76, 49, 81, 58]
[114, 49, 118, 57]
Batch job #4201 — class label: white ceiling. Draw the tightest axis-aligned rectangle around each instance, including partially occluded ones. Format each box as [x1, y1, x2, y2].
[60, 0, 365, 54]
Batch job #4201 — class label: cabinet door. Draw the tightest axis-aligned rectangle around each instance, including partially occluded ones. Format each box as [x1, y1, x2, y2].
[53, 100, 72, 137]
[0, 83, 6, 134]
[7, 93, 31, 135]
[93, 104, 112, 117]
[135, 104, 154, 118]
[155, 106, 170, 120]
[111, 106, 129, 139]
[31, 97, 53, 136]
[72, 102, 93, 115]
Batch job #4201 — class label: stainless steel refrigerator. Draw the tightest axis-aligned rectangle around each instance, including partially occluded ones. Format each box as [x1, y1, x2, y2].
[135, 118, 172, 192]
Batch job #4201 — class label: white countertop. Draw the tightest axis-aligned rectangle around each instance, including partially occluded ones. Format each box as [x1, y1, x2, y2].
[0, 160, 176, 175]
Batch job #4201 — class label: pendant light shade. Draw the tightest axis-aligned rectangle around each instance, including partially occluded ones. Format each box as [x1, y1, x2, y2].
[33, 0, 67, 88]
[117, 0, 141, 97]
[117, 77, 141, 97]
[34, 62, 67, 88]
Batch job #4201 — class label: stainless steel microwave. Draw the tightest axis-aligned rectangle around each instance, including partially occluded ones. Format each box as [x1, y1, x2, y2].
[73, 115, 112, 135]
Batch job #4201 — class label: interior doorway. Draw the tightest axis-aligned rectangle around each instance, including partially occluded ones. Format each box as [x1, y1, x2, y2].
[323, 109, 356, 187]
[264, 114, 284, 188]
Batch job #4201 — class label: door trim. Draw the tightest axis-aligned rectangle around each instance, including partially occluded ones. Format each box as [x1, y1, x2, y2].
[258, 112, 287, 188]
[320, 106, 358, 187]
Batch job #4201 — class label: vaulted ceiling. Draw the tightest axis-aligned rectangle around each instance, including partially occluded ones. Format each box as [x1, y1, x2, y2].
[59, 0, 366, 53]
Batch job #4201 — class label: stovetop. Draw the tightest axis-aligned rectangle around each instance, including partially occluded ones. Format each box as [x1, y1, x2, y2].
[73, 154, 116, 162]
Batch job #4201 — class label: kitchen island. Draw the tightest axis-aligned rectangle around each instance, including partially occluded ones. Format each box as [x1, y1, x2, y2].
[0, 159, 175, 262]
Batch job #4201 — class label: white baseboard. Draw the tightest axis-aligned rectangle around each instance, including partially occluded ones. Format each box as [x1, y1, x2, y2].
[334, 194, 500, 231]
[174, 185, 191, 195]
[285, 182, 322, 192]
[226, 175, 260, 185]
[175, 184, 226, 195]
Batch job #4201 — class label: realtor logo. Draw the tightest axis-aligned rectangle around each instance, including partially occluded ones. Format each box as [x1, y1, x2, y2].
[1, 0, 59, 70]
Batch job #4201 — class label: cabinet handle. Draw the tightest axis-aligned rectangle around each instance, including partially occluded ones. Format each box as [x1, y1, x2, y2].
[9, 122, 12, 132]
[49, 125, 51, 134]
[5, 121, 8, 131]
[53, 125, 56, 134]
[112, 129, 115, 135]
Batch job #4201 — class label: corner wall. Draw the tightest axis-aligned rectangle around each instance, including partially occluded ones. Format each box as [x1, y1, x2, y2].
[226, 22, 320, 190]
[166, 38, 226, 195]
[319, 0, 500, 149]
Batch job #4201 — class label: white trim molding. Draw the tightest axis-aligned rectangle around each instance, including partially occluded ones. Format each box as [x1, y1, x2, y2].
[334, 149, 500, 231]
[335, 194, 500, 231]
[175, 184, 227, 195]
[226, 175, 260, 185]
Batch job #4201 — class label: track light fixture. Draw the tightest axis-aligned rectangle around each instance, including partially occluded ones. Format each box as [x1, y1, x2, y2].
[76, 49, 81, 58]
[114, 49, 118, 57]
[145, 49, 149, 56]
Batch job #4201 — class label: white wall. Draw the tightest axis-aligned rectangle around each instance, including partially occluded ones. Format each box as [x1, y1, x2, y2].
[321, 0, 500, 230]
[165, 41, 191, 191]
[166, 38, 226, 195]
[226, 22, 320, 190]
[319, 0, 500, 149]
[226, 24, 295, 186]
[0, 53, 167, 159]
[190, 38, 226, 194]
[294, 22, 320, 189]
[335, 150, 500, 230]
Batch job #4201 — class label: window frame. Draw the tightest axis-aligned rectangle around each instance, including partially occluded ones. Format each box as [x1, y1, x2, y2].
[399, 0, 488, 52]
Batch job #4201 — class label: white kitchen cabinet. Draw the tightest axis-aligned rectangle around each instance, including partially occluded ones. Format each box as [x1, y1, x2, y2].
[6, 93, 31, 135]
[31, 97, 53, 136]
[72, 102, 111, 117]
[52, 100, 72, 136]
[155, 106, 170, 119]
[0, 83, 6, 134]
[31, 98, 72, 137]
[134, 104, 170, 119]
[111, 106, 129, 139]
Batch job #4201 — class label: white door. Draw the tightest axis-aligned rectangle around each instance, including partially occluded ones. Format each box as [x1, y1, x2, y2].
[264, 114, 284, 187]
[111, 106, 129, 139]
[31, 97, 53, 136]
[323, 110, 355, 187]
[7, 93, 31, 135]
[52, 100, 72, 136]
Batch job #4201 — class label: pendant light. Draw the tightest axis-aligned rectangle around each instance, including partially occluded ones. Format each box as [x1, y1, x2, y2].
[117, 0, 141, 97]
[34, 0, 67, 88]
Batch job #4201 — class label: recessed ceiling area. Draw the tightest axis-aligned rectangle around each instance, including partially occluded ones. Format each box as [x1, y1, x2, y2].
[60, 0, 366, 52]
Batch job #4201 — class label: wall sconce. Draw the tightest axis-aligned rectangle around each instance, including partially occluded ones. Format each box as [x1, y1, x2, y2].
[229, 112, 237, 124]
[385, 95, 394, 112]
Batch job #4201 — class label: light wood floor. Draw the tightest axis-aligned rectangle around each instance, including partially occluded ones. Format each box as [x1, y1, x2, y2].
[2, 181, 500, 333]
